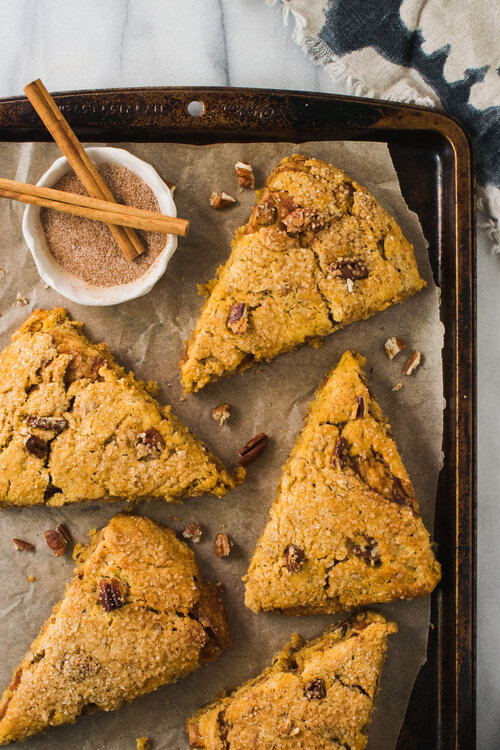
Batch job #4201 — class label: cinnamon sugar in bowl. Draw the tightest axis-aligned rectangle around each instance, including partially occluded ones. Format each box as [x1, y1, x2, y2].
[22, 147, 178, 306]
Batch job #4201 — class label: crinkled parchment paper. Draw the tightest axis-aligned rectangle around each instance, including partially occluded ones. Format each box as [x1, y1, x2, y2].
[0, 140, 444, 750]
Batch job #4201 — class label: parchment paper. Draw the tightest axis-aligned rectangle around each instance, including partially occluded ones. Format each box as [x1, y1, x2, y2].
[0, 140, 444, 750]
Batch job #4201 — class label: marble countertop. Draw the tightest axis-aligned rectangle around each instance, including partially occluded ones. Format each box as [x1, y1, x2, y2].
[0, 1, 495, 748]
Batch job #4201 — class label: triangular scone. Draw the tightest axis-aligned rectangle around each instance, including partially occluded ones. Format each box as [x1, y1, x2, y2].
[245, 351, 441, 614]
[180, 155, 425, 392]
[0, 514, 231, 745]
[186, 611, 396, 750]
[0, 308, 241, 507]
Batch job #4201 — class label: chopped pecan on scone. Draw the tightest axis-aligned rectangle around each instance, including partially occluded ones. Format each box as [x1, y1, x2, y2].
[98, 578, 127, 611]
[227, 302, 248, 334]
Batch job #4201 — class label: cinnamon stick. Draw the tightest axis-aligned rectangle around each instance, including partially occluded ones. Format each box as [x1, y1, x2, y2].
[0, 177, 189, 236]
[24, 79, 145, 260]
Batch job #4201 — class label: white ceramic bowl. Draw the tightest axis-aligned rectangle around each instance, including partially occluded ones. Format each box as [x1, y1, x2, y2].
[22, 147, 178, 306]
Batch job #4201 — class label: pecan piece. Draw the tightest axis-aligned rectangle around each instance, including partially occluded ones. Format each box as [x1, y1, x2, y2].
[282, 207, 321, 235]
[329, 258, 369, 280]
[236, 432, 269, 467]
[227, 302, 248, 334]
[98, 578, 127, 611]
[12, 538, 34, 552]
[212, 403, 232, 427]
[24, 433, 47, 459]
[26, 415, 68, 433]
[254, 192, 277, 226]
[235, 161, 255, 188]
[210, 191, 236, 210]
[137, 427, 165, 457]
[284, 544, 305, 573]
[355, 395, 365, 418]
[183, 522, 202, 543]
[305, 678, 326, 700]
[350, 536, 381, 567]
[403, 350, 421, 375]
[332, 436, 348, 469]
[215, 532, 233, 558]
[44, 483, 62, 501]
[384, 336, 406, 360]
[44, 524, 70, 557]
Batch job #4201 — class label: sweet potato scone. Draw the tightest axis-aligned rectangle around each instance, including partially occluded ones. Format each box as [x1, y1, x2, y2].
[245, 351, 441, 614]
[186, 611, 397, 750]
[0, 514, 231, 745]
[0, 308, 241, 507]
[180, 155, 425, 392]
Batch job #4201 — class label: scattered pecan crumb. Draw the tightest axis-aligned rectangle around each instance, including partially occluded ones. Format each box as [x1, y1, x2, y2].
[173, 516, 181, 521]
[28, 575, 35, 582]
[284, 544, 305, 573]
[305, 678, 326, 700]
[23, 433, 48, 459]
[165, 180, 176, 194]
[214, 581, 224, 593]
[215, 532, 233, 558]
[12, 538, 34, 552]
[212, 403, 232, 426]
[384, 336, 406, 359]
[227, 302, 248, 334]
[136, 738, 150, 750]
[0, 267, 5, 276]
[236, 432, 269, 467]
[392, 382, 404, 392]
[43, 283, 50, 290]
[98, 578, 127, 612]
[26, 415, 68, 433]
[15, 292, 28, 306]
[44, 524, 70, 557]
[235, 161, 255, 188]
[210, 191, 236, 209]
[183, 522, 202, 543]
[403, 350, 421, 375]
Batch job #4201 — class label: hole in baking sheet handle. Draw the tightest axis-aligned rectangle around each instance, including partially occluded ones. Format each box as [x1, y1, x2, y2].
[187, 100, 205, 117]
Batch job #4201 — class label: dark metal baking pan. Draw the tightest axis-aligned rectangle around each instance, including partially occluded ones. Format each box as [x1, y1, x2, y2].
[0, 87, 476, 749]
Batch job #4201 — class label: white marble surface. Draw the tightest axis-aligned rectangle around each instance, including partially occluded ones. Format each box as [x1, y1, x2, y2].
[0, 0, 496, 748]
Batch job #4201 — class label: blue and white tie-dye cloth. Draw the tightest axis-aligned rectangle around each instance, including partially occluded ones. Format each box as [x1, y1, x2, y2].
[272, 0, 500, 251]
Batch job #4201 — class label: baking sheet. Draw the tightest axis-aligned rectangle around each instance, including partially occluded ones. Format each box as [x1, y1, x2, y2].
[0, 140, 444, 750]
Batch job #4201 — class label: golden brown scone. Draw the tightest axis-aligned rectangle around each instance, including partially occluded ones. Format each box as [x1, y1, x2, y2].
[0, 514, 231, 745]
[180, 155, 425, 392]
[244, 351, 441, 614]
[0, 308, 242, 507]
[186, 611, 397, 750]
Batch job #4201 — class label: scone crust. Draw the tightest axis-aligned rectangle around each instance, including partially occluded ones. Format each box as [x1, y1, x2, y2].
[244, 350, 441, 614]
[180, 155, 425, 392]
[0, 308, 241, 507]
[186, 611, 397, 750]
[0, 514, 231, 745]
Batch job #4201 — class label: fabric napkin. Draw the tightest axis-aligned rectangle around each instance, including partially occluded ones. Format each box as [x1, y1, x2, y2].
[270, 0, 500, 251]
